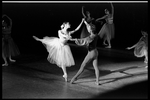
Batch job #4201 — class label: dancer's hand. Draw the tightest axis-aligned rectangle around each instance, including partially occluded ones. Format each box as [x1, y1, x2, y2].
[69, 38, 73, 41]
[83, 18, 86, 23]
[82, 18, 85, 21]
[70, 38, 77, 41]
[75, 39, 81, 45]
[68, 35, 72, 40]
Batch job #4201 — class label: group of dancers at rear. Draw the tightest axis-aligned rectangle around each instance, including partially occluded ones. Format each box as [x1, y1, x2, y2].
[2, 3, 148, 85]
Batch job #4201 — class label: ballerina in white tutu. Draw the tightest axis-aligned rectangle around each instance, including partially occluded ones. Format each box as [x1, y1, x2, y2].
[33, 19, 84, 82]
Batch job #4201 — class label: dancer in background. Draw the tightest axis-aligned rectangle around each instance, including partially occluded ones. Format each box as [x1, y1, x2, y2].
[33, 19, 84, 82]
[80, 6, 103, 43]
[127, 31, 148, 68]
[96, 2, 115, 48]
[2, 14, 20, 66]
[80, 6, 95, 39]
[70, 18, 100, 85]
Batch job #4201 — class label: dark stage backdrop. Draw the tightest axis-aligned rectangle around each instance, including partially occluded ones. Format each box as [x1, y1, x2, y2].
[2, 2, 148, 55]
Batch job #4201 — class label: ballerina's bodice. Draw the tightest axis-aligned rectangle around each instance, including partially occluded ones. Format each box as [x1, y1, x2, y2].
[58, 31, 69, 45]
[2, 26, 12, 39]
[106, 15, 113, 24]
[2, 26, 11, 34]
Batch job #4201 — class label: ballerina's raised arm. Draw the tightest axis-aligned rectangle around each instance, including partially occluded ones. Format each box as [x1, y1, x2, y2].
[69, 18, 85, 35]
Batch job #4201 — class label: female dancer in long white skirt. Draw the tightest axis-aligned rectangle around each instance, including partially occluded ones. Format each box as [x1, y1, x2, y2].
[126, 31, 148, 68]
[80, 6, 95, 38]
[2, 14, 20, 66]
[96, 2, 115, 48]
[33, 19, 84, 82]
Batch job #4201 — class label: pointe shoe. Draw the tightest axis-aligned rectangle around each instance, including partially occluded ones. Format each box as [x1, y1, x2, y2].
[63, 74, 68, 82]
[95, 80, 100, 85]
[70, 77, 77, 84]
[70, 79, 74, 84]
[103, 42, 107, 45]
[10, 59, 16, 62]
[95, 82, 100, 85]
[105, 45, 111, 48]
[2, 63, 8, 66]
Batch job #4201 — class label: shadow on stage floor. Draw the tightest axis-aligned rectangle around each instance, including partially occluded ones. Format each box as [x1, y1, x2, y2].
[93, 80, 148, 99]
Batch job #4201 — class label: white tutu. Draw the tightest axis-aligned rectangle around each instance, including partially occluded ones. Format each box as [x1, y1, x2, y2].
[41, 36, 75, 67]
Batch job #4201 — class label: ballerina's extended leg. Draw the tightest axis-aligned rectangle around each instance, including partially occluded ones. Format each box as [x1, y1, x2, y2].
[70, 53, 91, 84]
[33, 36, 42, 42]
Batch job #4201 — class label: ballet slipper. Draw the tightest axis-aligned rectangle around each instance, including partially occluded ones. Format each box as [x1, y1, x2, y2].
[2, 63, 8, 66]
[70, 79, 74, 84]
[63, 74, 68, 82]
[70, 77, 77, 84]
[103, 42, 107, 45]
[10, 59, 16, 62]
[105, 45, 111, 48]
[95, 82, 100, 85]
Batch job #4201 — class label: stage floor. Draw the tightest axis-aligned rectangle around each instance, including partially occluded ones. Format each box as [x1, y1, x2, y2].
[2, 45, 148, 99]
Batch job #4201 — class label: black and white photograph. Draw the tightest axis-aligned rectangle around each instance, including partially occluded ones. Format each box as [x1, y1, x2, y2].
[2, 1, 148, 99]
